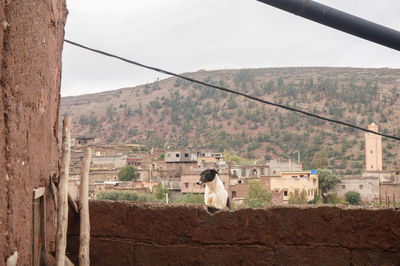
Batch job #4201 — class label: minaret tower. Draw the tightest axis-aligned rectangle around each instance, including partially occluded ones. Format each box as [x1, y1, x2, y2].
[365, 123, 382, 171]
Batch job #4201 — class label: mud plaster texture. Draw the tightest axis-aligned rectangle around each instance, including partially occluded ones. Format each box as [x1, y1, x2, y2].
[67, 201, 400, 266]
[0, 0, 67, 264]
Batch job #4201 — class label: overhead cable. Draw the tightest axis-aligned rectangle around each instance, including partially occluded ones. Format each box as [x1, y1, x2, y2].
[64, 39, 400, 141]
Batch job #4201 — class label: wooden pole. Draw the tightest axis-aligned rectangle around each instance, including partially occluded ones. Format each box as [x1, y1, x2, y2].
[33, 200, 41, 266]
[79, 147, 92, 266]
[56, 116, 71, 266]
[386, 191, 388, 207]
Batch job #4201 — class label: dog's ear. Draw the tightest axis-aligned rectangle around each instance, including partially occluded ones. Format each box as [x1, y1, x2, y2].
[212, 169, 218, 175]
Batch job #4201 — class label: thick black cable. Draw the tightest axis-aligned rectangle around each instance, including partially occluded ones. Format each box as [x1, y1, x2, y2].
[64, 39, 400, 141]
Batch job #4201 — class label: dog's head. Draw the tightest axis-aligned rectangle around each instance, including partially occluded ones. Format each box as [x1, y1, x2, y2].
[196, 169, 218, 185]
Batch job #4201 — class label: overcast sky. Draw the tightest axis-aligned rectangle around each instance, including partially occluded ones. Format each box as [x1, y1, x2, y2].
[61, 0, 400, 96]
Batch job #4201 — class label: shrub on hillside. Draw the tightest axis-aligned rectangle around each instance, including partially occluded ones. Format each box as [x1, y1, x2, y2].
[97, 191, 156, 202]
[174, 193, 204, 204]
[345, 191, 361, 205]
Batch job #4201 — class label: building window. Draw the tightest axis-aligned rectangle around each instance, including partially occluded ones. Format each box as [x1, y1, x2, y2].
[284, 191, 288, 196]
[232, 191, 237, 198]
[342, 185, 346, 189]
[176, 153, 180, 158]
[241, 168, 246, 177]
[371, 150, 373, 154]
[184, 153, 189, 158]
[371, 165, 373, 169]
[359, 184, 363, 189]
[184, 183, 189, 188]
[233, 170, 237, 177]
[273, 170, 276, 174]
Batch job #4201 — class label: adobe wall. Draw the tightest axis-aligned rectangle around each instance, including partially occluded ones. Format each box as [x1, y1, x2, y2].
[0, 0, 67, 264]
[67, 201, 400, 265]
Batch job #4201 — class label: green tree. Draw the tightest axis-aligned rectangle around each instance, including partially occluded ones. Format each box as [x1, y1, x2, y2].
[106, 104, 114, 121]
[227, 96, 238, 109]
[118, 165, 137, 181]
[89, 114, 97, 132]
[308, 190, 320, 204]
[244, 180, 272, 208]
[174, 193, 204, 204]
[311, 151, 329, 169]
[318, 169, 340, 203]
[79, 114, 89, 125]
[288, 189, 308, 204]
[152, 184, 170, 202]
[345, 191, 361, 205]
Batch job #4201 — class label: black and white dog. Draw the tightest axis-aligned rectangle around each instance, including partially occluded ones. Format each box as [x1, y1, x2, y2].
[196, 169, 230, 213]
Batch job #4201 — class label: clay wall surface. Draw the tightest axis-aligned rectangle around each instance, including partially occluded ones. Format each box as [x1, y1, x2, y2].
[0, 0, 67, 263]
[67, 201, 400, 266]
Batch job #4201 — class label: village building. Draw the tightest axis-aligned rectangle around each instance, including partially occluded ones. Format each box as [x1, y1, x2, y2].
[127, 153, 141, 167]
[270, 171, 319, 203]
[365, 122, 382, 171]
[379, 171, 400, 204]
[196, 151, 224, 167]
[165, 150, 198, 163]
[332, 173, 380, 202]
[94, 181, 154, 196]
[332, 123, 400, 204]
[89, 168, 119, 184]
[71, 135, 96, 146]
[268, 158, 303, 175]
[229, 164, 269, 185]
[229, 159, 303, 185]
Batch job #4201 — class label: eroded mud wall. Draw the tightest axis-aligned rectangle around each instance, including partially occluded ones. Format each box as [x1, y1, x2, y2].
[0, 0, 67, 264]
[68, 201, 400, 266]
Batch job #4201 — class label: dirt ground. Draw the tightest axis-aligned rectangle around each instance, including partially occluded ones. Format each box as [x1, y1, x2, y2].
[67, 201, 400, 265]
[0, 0, 67, 264]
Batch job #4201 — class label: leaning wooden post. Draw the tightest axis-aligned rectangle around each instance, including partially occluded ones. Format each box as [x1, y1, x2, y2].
[56, 116, 71, 266]
[79, 147, 92, 266]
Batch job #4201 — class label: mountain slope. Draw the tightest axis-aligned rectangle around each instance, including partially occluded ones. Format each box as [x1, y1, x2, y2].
[60, 67, 400, 173]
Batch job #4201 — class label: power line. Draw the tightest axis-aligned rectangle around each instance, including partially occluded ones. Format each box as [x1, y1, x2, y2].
[64, 39, 400, 141]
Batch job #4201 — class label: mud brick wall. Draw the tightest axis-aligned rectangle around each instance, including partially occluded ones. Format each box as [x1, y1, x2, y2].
[0, 0, 67, 264]
[67, 201, 400, 266]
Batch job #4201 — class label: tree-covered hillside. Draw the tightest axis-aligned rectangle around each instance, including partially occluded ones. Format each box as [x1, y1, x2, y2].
[60, 67, 400, 173]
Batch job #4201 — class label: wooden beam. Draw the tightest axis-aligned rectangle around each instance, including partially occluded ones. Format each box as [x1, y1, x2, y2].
[56, 116, 71, 266]
[33, 187, 45, 200]
[79, 147, 92, 266]
[33, 199, 41, 266]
